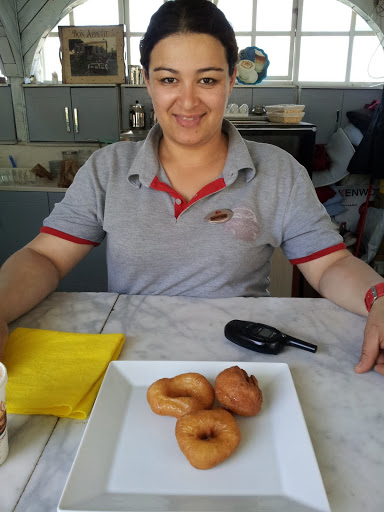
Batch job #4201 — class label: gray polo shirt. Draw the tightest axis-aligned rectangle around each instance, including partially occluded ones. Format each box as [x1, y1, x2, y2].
[42, 120, 344, 297]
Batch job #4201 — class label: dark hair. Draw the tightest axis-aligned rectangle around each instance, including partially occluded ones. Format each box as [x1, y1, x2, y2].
[140, 0, 238, 76]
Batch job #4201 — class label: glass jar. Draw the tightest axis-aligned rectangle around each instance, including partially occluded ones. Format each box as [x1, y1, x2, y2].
[62, 150, 79, 162]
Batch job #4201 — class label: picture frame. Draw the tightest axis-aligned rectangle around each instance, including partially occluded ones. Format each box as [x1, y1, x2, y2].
[59, 25, 126, 84]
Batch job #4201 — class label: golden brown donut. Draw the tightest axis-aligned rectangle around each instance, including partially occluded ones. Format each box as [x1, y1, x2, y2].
[147, 372, 215, 418]
[175, 408, 241, 469]
[214, 366, 263, 416]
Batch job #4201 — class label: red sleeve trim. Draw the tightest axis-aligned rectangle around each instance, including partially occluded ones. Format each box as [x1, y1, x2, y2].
[290, 243, 346, 265]
[40, 226, 100, 246]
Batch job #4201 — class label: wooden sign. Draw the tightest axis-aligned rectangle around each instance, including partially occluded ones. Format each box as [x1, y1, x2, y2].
[59, 25, 125, 84]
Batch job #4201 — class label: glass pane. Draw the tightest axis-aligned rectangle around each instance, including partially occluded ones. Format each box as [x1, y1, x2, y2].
[130, 36, 142, 66]
[129, 0, 163, 32]
[74, 0, 119, 26]
[218, 0, 252, 31]
[355, 13, 372, 31]
[54, 14, 70, 32]
[256, 0, 293, 31]
[42, 36, 62, 82]
[236, 36, 252, 53]
[350, 36, 384, 82]
[301, 0, 351, 31]
[255, 36, 290, 76]
[298, 36, 349, 81]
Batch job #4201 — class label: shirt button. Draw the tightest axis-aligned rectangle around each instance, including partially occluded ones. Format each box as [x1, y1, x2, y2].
[175, 198, 182, 205]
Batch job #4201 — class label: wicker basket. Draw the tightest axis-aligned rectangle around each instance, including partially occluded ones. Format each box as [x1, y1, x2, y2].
[267, 112, 305, 124]
[265, 104, 305, 113]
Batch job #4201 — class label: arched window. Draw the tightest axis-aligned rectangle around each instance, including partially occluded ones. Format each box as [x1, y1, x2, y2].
[217, 0, 384, 83]
[39, 0, 384, 85]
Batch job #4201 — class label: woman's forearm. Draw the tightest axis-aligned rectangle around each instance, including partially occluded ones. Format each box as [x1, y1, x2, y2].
[317, 253, 384, 316]
[0, 247, 61, 325]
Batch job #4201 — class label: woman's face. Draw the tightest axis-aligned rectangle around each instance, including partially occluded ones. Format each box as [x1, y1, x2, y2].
[146, 33, 236, 149]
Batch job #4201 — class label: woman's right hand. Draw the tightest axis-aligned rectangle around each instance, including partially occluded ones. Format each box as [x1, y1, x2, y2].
[0, 319, 8, 361]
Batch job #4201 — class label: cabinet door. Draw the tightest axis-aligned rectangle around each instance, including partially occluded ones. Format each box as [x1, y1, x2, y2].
[0, 191, 49, 265]
[25, 87, 74, 142]
[299, 89, 343, 144]
[70, 87, 120, 143]
[0, 86, 17, 142]
[341, 88, 382, 128]
[251, 87, 296, 108]
[48, 192, 108, 292]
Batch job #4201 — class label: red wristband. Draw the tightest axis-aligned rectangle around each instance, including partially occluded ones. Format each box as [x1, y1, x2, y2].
[364, 283, 384, 312]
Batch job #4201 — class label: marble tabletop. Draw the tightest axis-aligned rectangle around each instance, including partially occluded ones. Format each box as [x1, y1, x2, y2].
[0, 292, 383, 512]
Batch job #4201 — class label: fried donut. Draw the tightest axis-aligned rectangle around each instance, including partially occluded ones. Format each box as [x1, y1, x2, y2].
[175, 408, 241, 469]
[214, 366, 263, 416]
[147, 372, 215, 418]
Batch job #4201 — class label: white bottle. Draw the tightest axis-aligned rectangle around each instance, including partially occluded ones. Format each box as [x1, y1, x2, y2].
[52, 71, 58, 84]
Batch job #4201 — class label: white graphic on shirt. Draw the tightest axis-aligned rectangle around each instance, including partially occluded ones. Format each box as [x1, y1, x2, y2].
[223, 207, 259, 242]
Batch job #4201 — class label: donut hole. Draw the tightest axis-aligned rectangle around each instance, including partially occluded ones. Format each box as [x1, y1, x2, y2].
[168, 390, 191, 398]
[166, 384, 193, 399]
[198, 424, 221, 441]
[198, 431, 214, 441]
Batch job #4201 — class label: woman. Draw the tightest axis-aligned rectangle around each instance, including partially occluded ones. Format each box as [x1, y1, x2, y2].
[0, 0, 383, 376]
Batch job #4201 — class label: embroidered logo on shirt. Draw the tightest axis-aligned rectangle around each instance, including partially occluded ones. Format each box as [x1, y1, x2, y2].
[223, 207, 259, 242]
[205, 209, 234, 224]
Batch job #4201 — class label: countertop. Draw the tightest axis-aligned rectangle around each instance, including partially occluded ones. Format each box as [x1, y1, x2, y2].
[1, 292, 383, 512]
[0, 178, 67, 192]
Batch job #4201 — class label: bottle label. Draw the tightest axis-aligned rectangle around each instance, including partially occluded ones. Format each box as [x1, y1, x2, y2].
[0, 400, 8, 464]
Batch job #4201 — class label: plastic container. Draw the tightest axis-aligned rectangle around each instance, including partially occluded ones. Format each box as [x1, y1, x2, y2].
[0, 168, 38, 185]
[265, 104, 305, 113]
[49, 160, 62, 179]
[78, 150, 92, 166]
[0, 169, 13, 184]
[267, 111, 305, 124]
[13, 168, 38, 184]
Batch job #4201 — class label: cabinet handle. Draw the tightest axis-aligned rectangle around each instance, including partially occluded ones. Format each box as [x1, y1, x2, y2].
[65, 107, 71, 132]
[74, 108, 79, 133]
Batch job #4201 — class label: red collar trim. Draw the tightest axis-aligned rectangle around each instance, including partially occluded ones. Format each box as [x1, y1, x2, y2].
[150, 176, 226, 218]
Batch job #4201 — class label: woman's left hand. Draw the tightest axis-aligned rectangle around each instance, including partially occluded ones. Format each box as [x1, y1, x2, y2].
[355, 298, 384, 375]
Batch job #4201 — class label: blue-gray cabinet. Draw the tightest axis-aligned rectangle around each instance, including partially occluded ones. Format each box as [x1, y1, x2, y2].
[24, 86, 120, 143]
[0, 86, 17, 142]
[0, 190, 108, 292]
[299, 87, 382, 144]
[299, 89, 343, 144]
[0, 192, 49, 263]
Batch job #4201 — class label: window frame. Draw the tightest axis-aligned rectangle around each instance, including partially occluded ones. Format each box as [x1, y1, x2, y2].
[293, 0, 383, 86]
[38, 0, 384, 87]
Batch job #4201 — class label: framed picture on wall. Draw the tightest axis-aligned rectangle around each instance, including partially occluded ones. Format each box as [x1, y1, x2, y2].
[59, 25, 125, 84]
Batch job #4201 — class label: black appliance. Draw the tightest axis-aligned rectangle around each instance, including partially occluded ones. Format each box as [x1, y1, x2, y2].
[229, 119, 316, 177]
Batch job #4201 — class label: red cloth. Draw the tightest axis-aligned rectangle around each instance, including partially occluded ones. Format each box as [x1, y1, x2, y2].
[316, 186, 336, 204]
[313, 144, 331, 172]
[364, 99, 380, 110]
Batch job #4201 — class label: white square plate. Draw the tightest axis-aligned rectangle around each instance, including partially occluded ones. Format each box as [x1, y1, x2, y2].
[58, 361, 330, 512]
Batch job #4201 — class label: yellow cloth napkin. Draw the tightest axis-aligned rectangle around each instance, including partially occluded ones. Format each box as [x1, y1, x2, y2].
[3, 327, 125, 419]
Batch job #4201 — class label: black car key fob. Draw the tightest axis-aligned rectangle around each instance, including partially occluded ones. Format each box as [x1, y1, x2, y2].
[224, 320, 317, 355]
